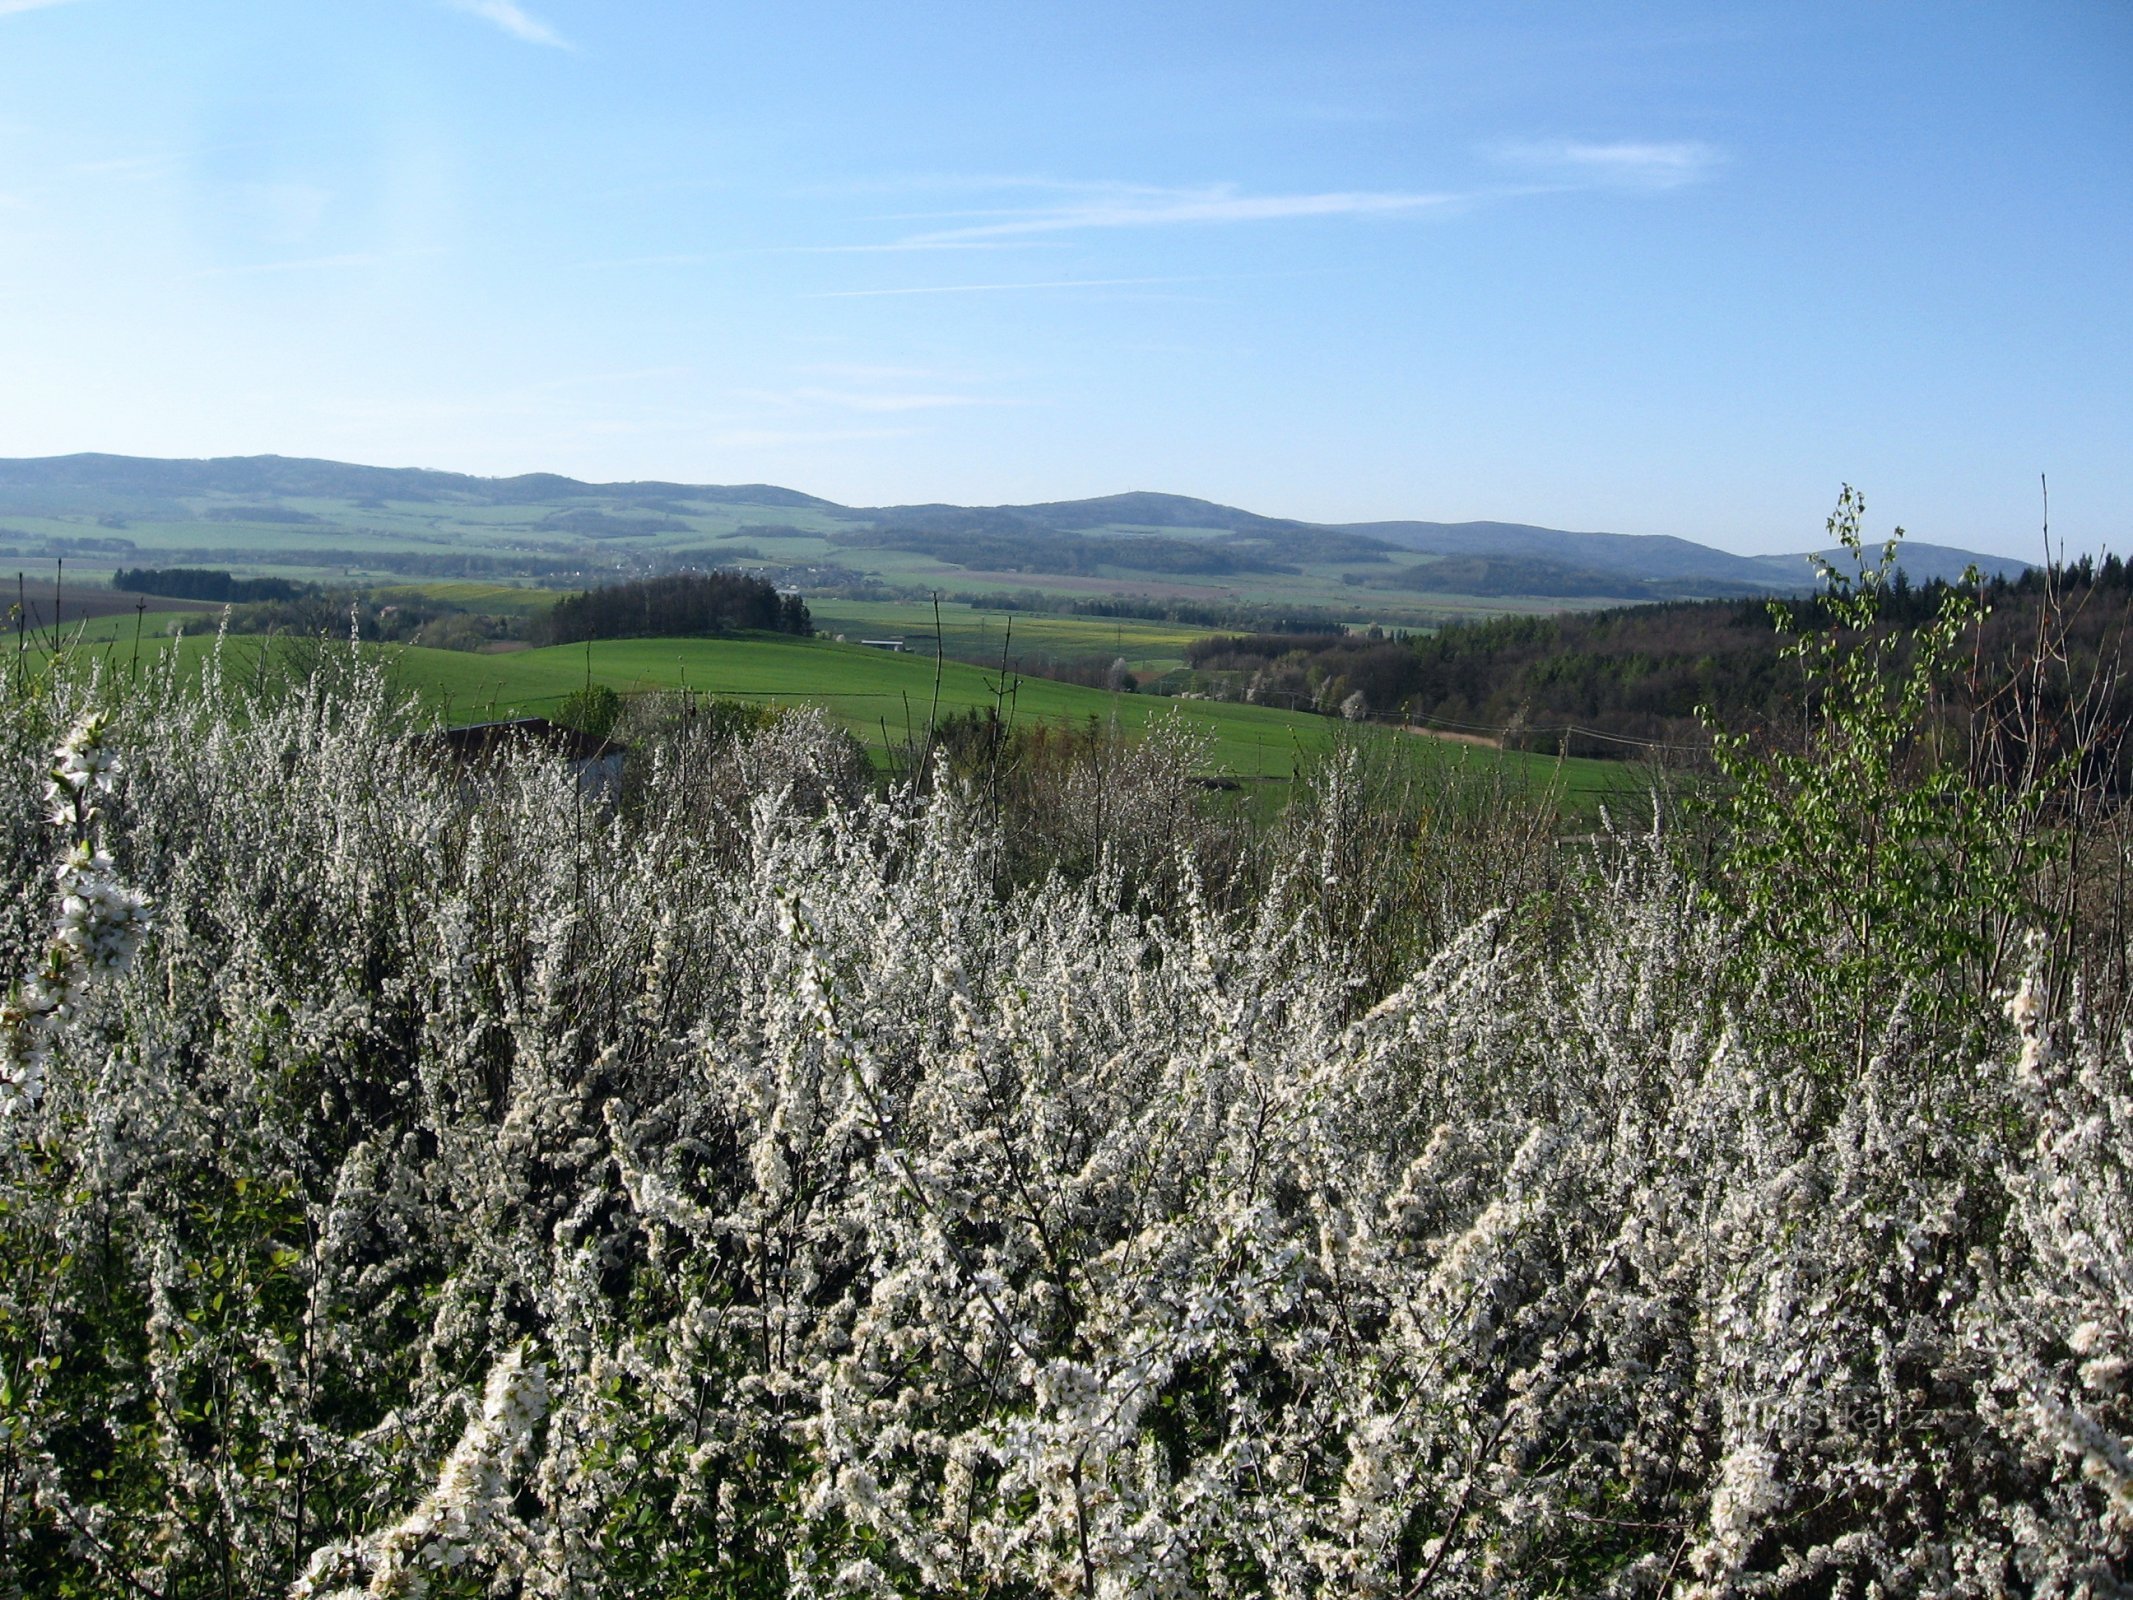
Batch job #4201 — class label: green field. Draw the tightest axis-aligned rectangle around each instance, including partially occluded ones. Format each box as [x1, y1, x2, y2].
[807, 598, 1214, 683]
[398, 635, 1630, 801]
[369, 580, 561, 618]
[402, 634, 1336, 781]
[13, 608, 203, 647]
[24, 625, 1634, 805]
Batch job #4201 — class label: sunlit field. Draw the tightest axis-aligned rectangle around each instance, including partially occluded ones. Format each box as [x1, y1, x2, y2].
[21, 622, 1635, 803]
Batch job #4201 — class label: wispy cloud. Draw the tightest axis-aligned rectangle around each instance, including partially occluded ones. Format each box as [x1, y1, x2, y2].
[802, 390, 981, 413]
[790, 388, 993, 413]
[830, 161, 1712, 253]
[197, 247, 445, 278]
[573, 241, 1062, 270]
[527, 365, 694, 391]
[821, 174, 1221, 201]
[70, 153, 183, 179]
[891, 184, 1459, 245]
[810, 274, 1206, 299]
[733, 382, 1004, 414]
[1493, 140, 1722, 189]
[571, 251, 723, 271]
[0, 0, 86, 15]
[787, 239, 1064, 255]
[708, 426, 918, 450]
[801, 362, 971, 383]
[66, 137, 335, 184]
[444, 0, 570, 49]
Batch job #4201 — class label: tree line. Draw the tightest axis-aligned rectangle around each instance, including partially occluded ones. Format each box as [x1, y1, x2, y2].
[112, 566, 310, 603]
[1187, 554, 2130, 769]
[529, 571, 810, 646]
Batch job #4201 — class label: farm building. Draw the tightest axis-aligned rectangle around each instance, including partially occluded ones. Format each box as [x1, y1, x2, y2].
[416, 717, 625, 799]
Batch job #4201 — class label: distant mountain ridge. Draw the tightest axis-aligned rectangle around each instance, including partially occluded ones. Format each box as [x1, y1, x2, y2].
[1337, 520, 2032, 590]
[0, 452, 2035, 598]
[0, 451, 832, 511]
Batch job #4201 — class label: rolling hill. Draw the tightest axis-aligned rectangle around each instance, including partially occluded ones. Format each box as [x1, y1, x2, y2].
[0, 453, 2035, 616]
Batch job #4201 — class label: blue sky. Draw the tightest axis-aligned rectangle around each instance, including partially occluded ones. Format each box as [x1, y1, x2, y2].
[0, 1, 2126, 558]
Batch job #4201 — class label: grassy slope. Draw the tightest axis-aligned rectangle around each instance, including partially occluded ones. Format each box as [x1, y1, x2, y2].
[806, 599, 1212, 678]
[369, 580, 561, 617]
[30, 625, 1632, 803]
[404, 634, 1336, 780]
[409, 635, 1634, 801]
[15, 609, 203, 648]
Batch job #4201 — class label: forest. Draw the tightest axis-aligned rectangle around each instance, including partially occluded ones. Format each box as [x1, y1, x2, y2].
[530, 572, 812, 646]
[1193, 552, 2131, 763]
[112, 566, 311, 604]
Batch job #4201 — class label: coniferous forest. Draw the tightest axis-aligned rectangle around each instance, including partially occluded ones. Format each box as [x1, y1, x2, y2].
[530, 572, 812, 647]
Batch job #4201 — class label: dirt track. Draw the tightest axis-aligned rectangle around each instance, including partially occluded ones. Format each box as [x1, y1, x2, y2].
[3, 577, 215, 630]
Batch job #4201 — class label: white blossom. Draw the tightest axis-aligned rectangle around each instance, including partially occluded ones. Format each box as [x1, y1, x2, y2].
[0, 658, 2121, 1597]
[2, 712, 150, 1109]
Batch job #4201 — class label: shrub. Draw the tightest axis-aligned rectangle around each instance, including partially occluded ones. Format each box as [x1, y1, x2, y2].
[0, 581, 2123, 1595]
[1702, 488, 2028, 1071]
[554, 682, 623, 741]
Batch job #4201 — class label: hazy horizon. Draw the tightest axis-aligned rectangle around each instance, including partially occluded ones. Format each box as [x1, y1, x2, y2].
[0, 446, 2060, 573]
[0, 1, 2126, 561]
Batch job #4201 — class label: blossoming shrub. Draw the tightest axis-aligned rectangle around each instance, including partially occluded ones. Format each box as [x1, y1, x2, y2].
[1, 711, 151, 1108]
[0, 643, 2123, 1597]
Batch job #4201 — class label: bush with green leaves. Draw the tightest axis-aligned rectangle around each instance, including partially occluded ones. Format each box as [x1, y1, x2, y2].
[553, 682, 623, 742]
[1703, 487, 2031, 1070]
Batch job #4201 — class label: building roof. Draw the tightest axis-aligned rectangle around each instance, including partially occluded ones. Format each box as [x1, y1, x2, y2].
[419, 717, 623, 764]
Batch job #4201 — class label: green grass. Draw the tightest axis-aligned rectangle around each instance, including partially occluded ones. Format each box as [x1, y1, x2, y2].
[25, 626, 1635, 806]
[406, 634, 1633, 802]
[14, 609, 204, 647]
[369, 580, 561, 617]
[400, 633, 1338, 780]
[808, 599, 1210, 674]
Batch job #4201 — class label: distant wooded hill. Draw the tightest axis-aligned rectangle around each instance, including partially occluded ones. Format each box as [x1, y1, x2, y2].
[0, 453, 2038, 611]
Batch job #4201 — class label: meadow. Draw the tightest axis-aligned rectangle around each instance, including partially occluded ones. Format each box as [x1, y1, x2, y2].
[398, 633, 1328, 778]
[804, 598, 1215, 681]
[16, 618, 1634, 802]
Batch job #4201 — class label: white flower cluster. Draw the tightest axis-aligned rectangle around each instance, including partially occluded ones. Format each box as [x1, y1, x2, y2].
[46, 711, 120, 817]
[293, 1347, 551, 1598]
[0, 712, 150, 1112]
[1979, 939, 2133, 1584]
[0, 658, 2123, 1598]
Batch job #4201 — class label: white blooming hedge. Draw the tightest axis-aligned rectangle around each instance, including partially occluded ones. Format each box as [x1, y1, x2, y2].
[0, 650, 2125, 1598]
